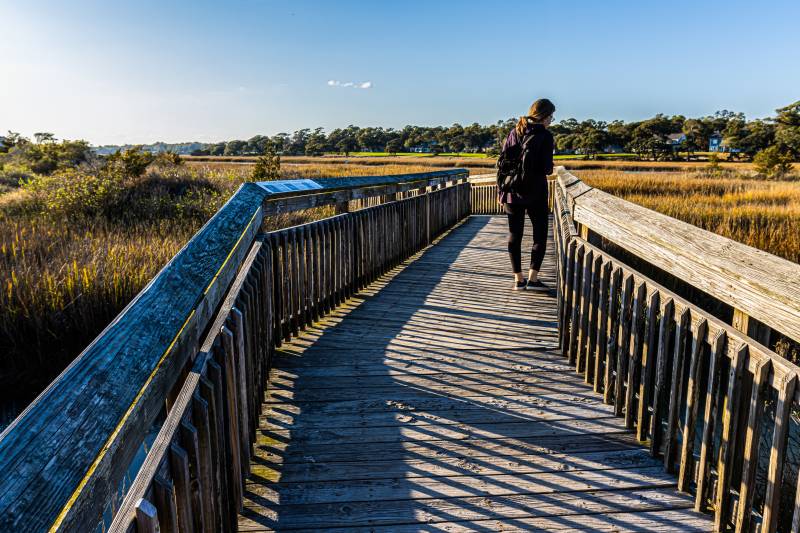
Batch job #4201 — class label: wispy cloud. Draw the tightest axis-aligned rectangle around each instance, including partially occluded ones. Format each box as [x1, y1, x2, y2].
[327, 80, 373, 89]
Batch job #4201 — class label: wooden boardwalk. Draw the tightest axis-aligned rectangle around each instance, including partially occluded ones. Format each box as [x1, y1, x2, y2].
[239, 216, 713, 532]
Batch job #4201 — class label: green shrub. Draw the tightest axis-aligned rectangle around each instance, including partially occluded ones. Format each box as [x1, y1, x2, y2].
[251, 142, 281, 182]
[22, 168, 125, 220]
[105, 146, 156, 178]
[754, 146, 794, 178]
[5, 139, 92, 176]
[708, 153, 720, 170]
[0, 162, 35, 188]
[153, 151, 184, 167]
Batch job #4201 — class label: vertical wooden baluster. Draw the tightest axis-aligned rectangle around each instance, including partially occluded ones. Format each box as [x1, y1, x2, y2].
[153, 476, 178, 533]
[206, 357, 236, 530]
[762, 374, 798, 532]
[650, 298, 675, 457]
[585, 255, 602, 385]
[734, 359, 772, 533]
[604, 267, 623, 405]
[198, 377, 223, 533]
[289, 227, 300, 336]
[220, 327, 244, 501]
[179, 419, 206, 533]
[346, 214, 355, 297]
[279, 230, 291, 341]
[353, 213, 363, 291]
[637, 291, 661, 442]
[323, 220, 332, 313]
[560, 241, 577, 351]
[169, 443, 194, 533]
[792, 478, 800, 533]
[330, 217, 339, 306]
[625, 281, 647, 429]
[265, 242, 275, 369]
[312, 222, 321, 319]
[297, 225, 307, 330]
[339, 214, 346, 293]
[593, 261, 612, 394]
[695, 331, 726, 512]
[307, 223, 316, 324]
[576, 249, 594, 374]
[230, 311, 251, 464]
[239, 290, 255, 437]
[249, 259, 264, 375]
[677, 319, 708, 491]
[664, 307, 691, 473]
[567, 245, 585, 365]
[614, 274, 634, 417]
[334, 215, 341, 305]
[135, 498, 159, 533]
[715, 344, 748, 532]
[191, 394, 216, 533]
[269, 233, 282, 347]
[364, 210, 372, 283]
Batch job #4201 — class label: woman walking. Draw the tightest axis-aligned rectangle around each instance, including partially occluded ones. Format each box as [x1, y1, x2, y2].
[498, 98, 555, 291]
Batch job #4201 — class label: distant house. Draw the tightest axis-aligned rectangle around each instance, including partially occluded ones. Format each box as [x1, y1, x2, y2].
[708, 133, 723, 152]
[708, 132, 740, 153]
[410, 141, 437, 153]
[603, 144, 624, 154]
[666, 133, 686, 146]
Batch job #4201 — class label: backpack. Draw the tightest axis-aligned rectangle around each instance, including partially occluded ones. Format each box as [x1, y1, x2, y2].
[496, 131, 535, 194]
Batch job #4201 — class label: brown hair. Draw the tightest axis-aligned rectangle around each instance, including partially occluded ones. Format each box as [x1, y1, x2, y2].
[515, 98, 556, 136]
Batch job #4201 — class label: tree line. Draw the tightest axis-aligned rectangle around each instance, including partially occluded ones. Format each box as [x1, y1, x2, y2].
[188, 100, 800, 161]
[4, 101, 798, 162]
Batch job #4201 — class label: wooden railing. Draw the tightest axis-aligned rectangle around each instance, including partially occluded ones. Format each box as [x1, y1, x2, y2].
[553, 167, 800, 533]
[0, 170, 469, 532]
[469, 173, 556, 214]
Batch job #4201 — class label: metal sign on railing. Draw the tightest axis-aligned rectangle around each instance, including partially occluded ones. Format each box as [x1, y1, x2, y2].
[257, 179, 323, 194]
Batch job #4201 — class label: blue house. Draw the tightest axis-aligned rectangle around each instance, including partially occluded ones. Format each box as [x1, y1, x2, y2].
[708, 132, 740, 153]
[410, 141, 438, 153]
[709, 133, 724, 152]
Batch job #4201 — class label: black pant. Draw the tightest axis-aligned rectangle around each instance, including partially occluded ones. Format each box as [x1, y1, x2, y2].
[504, 197, 548, 274]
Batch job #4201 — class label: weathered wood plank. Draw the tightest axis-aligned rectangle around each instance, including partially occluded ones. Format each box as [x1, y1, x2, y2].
[240, 497, 707, 533]
[243, 465, 682, 506]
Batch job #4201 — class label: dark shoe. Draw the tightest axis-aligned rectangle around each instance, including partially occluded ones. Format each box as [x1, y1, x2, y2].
[513, 279, 527, 291]
[526, 279, 549, 292]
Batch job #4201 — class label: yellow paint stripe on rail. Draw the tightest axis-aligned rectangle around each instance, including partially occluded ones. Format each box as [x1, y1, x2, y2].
[204, 207, 261, 295]
[49, 206, 262, 531]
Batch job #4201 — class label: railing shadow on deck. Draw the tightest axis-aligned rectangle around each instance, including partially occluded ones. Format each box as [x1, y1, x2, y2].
[239, 215, 706, 531]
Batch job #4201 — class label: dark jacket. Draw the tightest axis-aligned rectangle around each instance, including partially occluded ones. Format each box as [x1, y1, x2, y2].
[498, 123, 554, 204]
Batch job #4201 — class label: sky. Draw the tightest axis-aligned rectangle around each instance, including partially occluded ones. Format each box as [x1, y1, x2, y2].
[2, 0, 799, 145]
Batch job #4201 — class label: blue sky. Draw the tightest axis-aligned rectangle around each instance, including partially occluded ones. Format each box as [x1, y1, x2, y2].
[2, 0, 799, 144]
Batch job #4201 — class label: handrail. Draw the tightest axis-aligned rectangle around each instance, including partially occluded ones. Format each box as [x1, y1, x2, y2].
[0, 169, 468, 532]
[556, 167, 800, 346]
[552, 168, 800, 532]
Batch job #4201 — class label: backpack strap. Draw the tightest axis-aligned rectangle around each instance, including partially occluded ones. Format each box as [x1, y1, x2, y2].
[519, 129, 536, 152]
